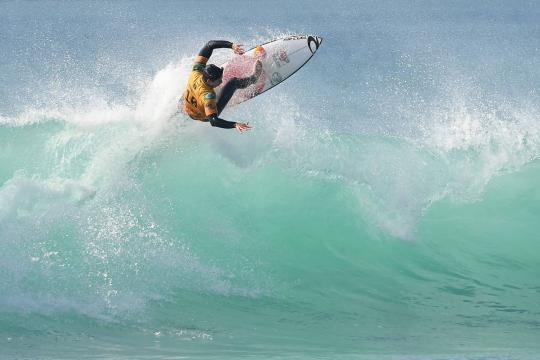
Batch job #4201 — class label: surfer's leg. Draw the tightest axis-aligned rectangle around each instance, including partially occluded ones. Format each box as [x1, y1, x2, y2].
[217, 61, 262, 114]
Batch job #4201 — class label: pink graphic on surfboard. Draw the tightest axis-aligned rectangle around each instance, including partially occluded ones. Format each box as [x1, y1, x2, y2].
[218, 45, 267, 106]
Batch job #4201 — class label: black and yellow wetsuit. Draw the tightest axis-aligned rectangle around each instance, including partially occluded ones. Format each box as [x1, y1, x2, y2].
[182, 40, 236, 129]
[182, 40, 262, 129]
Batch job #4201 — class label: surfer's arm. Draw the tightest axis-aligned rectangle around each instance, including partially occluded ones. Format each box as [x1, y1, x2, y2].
[196, 40, 233, 62]
[195, 41, 244, 64]
[200, 92, 250, 132]
[206, 113, 236, 129]
[206, 114, 251, 132]
[200, 91, 235, 129]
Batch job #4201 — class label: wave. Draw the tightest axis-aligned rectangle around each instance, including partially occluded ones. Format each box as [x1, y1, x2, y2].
[1, 54, 540, 358]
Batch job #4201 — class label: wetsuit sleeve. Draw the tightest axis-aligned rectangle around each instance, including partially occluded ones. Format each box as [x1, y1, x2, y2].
[193, 40, 233, 72]
[198, 40, 233, 59]
[207, 114, 236, 129]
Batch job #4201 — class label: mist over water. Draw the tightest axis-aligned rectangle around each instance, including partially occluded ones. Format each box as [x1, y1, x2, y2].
[1, 1, 540, 359]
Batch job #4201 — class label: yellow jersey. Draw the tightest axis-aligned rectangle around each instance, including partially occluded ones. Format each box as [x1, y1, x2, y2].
[182, 57, 218, 120]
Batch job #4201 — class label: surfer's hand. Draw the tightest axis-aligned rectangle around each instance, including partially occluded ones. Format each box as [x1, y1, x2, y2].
[232, 43, 245, 55]
[235, 122, 252, 133]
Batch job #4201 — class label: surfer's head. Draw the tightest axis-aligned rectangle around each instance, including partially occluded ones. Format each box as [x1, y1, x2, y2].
[203, 64, 223, 86]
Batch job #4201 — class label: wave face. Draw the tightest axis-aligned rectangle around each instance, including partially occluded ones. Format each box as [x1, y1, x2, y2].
[1, 1, 540, 359]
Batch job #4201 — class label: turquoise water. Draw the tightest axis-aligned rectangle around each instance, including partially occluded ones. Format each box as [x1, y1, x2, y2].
[1, 1, 540, 359]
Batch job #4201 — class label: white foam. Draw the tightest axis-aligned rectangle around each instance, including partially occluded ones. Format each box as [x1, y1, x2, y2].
[0, 58, 269, 317]
[0, 173, 95, 222]
[420, 100, 540, 200]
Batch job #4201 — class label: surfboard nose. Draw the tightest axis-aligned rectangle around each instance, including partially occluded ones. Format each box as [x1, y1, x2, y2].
[307, 35, 323, 54]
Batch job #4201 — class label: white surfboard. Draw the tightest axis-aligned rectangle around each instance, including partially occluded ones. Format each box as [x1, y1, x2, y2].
[215, 35, 323, 106]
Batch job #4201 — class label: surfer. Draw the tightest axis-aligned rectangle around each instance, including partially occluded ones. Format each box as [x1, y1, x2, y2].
[181, 40, 263, 133]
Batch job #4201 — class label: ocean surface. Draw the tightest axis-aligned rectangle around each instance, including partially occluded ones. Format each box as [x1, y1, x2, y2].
[1, 1, 540, 359]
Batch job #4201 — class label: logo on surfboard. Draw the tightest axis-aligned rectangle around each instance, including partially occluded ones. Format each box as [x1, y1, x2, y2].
[307, 36, 322, 54]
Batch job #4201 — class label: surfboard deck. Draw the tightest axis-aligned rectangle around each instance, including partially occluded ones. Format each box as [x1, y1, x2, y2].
[215, 35, 323, 107]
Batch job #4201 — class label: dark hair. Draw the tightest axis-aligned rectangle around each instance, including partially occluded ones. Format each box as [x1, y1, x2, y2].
[203, 64, 224, 81]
